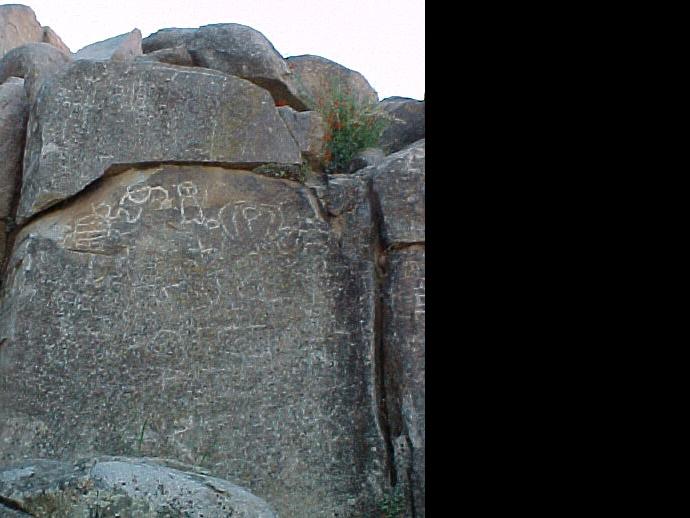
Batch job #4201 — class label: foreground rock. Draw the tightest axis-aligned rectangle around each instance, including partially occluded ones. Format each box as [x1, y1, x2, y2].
[0, 78, 29, 263]
[371, 139, 425, 517]
[377, 97, 425, 154]
[0, 456, 277, 517]
[0, 4, 42, 59]
[17, 60, 301, 221]
[74, 29, 143, 61]
[1, 164, 386, 517]
[0, 42, 72, 104]
[286, 54, 378, 110]
[143, 24, 308, 110]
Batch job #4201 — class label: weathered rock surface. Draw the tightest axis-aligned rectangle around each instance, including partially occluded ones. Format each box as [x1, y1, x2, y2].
[382, 247, 425, 517]
[143, 24, 308, 110]
[345, 147, 385, 174]
[0, 42, 72, 104]
[1, 164, 386, 517]
[141, 27, 196, 52]
[0, 456, 277, 517]
[0, 77, 28, 262]
[136, 44, 194, 66]
[370, 139, 425, 517]
[286, 54, 378, 110]
[74, 29, 143, 62]
[18, 59, 301, 221]
[0, 4, 42, 59]
[378, 96, 425, 154]
[41, 26, 70, 55]
[371, 139, 425, 246]
[277, 106, 326, 170]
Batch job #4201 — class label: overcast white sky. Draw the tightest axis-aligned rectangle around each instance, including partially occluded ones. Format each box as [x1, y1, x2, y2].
[22, 0, 424, 100]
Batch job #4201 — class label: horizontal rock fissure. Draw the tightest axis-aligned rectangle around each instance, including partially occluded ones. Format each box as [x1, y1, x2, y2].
[14, 159, 307, 232]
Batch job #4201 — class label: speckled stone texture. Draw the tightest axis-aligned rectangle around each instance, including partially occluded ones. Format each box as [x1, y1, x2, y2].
[377, 97, 425, 154]
[371, 139, 425, 517]
[0, 456, 277, 517]
[142, 24, 308, 111]
[0, 77, 28, 264]
[17, 60, 301, 222]
[0, 42, 72, 104]
[0, 164, 386, 517]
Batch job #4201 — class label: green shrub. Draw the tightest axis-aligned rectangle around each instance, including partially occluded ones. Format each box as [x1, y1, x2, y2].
[316, 85, 388, 174]
[376, 486, 406, 517]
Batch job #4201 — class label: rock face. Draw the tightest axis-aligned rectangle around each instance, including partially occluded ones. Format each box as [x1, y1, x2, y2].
[41, 26, 71, 55]
[0, 42, 72, 104]
[143, 24, 308, 110]
[277, 106, 326, 170]
[378, 96, 426, 154]
[1, 164, 386, 517]
[0, 457, 277, 517]
[286, 54, 378, 110]
[0, 78, 29, 263]
[18, 59, 301, 221]
[372, 140, 425, 517]
[0, 14, 424, 518]
[0, 4, 42, 58]
[74, 29, 142, 62]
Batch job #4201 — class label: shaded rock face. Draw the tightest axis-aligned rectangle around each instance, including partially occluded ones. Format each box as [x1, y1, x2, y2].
[0, 164, 386, 517]
[136, 44, 194, 66]
[143, 24, 308, 110]
[18, 59, 300, 222]
[0, 4, 42, 58]
[74, 29, 142, 62]
[0, 78, 28, 263]
[286, 54, 378, 110]
[277, 106, 326, 170]
[0, 457, 277, 517]
[372, 140, 425, 517]
[0, 42, 72, 104]
[41, 26, 70, 55]
[378, 97, 425, 154]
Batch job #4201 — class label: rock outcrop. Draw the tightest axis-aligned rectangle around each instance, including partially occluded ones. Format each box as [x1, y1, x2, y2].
[74, 28, 143, 62]
[143, 24, 308, 111]
[0, 42, 72, 104]
[17, 59, 300, 221]
[0, 77, 28, 263]
[0, 457, 277, 516]
[378, 96, 426, 154]
[0, 8, 425, 517]
[0, 5, 69, 58]
[286, 54, 379, 110]
[0, 4, 42, 58]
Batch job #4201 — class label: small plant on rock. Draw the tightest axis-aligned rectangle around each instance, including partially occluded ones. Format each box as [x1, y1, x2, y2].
[316, 84, 387, 174]
[376, 486, 406, 518]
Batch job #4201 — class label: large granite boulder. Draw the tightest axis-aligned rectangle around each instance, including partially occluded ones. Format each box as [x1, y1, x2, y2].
[74, 29, 143, 62]
[0, 456, 277, 516]
[0, 163, 387, 517]
[0, 4, 42, 59]
[143, 24, 308, 110]
[286, 54, 378, 110]
[0, 78, 29, 263]
[0, 42, 72, 104]
[371, 139, 425, 517]
[377, 96, 425, 154]
[17, 59, 301, 222]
